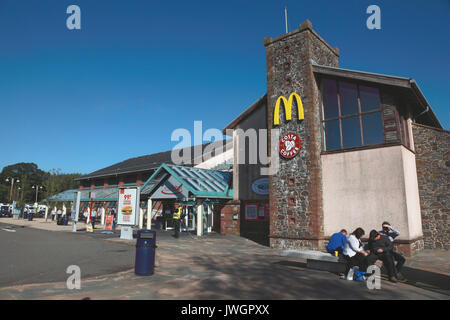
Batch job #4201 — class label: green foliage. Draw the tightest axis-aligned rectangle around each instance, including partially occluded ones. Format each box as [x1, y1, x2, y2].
[0, 163, 82, 206]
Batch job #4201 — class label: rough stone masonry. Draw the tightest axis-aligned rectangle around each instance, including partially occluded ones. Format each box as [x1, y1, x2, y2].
[265, 20, 339, 250]
[412, 123, 450, 250]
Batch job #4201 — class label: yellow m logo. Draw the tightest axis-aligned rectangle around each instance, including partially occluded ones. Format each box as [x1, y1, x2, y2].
[273, 92, 304, 125]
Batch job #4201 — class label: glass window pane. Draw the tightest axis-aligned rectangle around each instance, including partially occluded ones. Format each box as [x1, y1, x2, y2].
[324, 120, 341, 150]
[360, 85, 381, 112]
[339, 82, 359, 116]
[362, 112, 384, 145]
[258, 205, 265, 219]
[322, 79, 339, 119]
[245, 205, 257, 220]
[342, 116, 362, 148]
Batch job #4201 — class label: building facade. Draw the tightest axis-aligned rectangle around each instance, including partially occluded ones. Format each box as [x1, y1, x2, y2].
[223, 20, 448, 256]
[48, 20, 448, 256]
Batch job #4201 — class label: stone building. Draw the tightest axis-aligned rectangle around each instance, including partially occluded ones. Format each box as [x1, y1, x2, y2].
[223, 20, 448, 256]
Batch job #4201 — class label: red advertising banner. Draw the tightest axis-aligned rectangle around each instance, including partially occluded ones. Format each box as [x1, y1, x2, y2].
[105, 215, 113, 231]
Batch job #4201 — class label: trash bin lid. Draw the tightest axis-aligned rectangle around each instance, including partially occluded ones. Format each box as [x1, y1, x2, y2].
[137, 229, 156, 239]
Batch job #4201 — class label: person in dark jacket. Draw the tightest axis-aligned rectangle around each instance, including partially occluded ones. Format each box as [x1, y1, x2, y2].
[327, 229, 347, 256]
[368, 230, 406, 282]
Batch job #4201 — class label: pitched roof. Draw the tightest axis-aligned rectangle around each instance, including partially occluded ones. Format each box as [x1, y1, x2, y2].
[312, 63, 442, 129]
[222, 94, 267, 133]
[76, 140, 232, 181]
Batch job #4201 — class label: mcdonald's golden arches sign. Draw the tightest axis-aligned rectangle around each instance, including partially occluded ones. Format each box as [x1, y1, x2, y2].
[273, 92, 304, 125]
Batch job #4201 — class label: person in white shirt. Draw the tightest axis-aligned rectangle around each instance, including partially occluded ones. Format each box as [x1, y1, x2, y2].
[343, 227, 370, 277]
[51, 209, 56, 221]
[56, 208, 62, 223]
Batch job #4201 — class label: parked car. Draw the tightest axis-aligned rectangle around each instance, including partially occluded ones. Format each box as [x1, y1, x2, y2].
[0, 205, 11, 217]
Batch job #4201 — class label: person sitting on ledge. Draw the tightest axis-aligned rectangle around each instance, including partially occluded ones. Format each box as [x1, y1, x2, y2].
[378, 221, 406, 280]
[326, 229, 347, 257]
[368, 230, 406, 283]
[343, 227, 370, 280]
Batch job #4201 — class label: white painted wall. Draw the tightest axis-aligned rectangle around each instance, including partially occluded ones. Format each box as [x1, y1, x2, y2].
[322, 145, 422, 240]
[401, 147, 423, 239]
[194, 147, 234, 169]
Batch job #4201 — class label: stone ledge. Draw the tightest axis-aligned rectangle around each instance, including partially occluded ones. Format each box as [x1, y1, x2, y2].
[280, 249, 339, 262]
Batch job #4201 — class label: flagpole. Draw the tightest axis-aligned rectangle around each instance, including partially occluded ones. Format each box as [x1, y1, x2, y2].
[285, 6, 288, 33]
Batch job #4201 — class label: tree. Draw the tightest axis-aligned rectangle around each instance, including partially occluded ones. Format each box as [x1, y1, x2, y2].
[0, 163, 82, 206]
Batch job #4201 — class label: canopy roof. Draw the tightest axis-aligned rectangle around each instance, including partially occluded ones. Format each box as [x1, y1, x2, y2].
[47, 163, 233, 202]
[140, 163, 233, 199]
[44, 187, 119, 202]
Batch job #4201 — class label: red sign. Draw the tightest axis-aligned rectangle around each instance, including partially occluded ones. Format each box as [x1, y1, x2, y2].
[105, 215, 113, 231]
[161, 185, 183, 195]
[279, 132, 302, 158]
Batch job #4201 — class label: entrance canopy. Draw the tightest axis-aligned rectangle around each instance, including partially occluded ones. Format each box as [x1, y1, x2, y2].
[140, 163, 233, 200]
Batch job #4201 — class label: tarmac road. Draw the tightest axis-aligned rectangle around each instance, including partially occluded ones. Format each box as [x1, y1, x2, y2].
[0, 222, 135, 287]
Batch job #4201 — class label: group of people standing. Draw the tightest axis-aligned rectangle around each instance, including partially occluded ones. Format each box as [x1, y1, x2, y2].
[49, 206, 117, 229]
[82, 207, 117, 229]
[50, 208, 63, 221]
[327, 221, 406, 283]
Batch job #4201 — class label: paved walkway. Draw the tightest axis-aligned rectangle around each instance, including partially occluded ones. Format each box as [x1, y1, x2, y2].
[0, 218, 449, 300]
[0, 217, 122, 232]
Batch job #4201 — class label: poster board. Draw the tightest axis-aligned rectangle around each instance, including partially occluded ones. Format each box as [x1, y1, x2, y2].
[117, 187, 139, 226]
[71, 191, 81, 222]
[104, 215, 114, 230]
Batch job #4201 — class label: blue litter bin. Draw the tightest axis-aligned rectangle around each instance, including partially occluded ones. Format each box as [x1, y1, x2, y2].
[135, 229, 157, 276]
[63, 215, 68, 225]
[28, 213, 33, 221]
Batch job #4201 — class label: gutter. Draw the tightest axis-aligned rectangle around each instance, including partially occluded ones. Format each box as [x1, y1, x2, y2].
[409, 79, 442, 129]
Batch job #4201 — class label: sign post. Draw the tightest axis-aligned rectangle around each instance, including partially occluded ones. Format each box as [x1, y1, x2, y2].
[86, 192, 95, 232]
[71, 191, 81, 232]
[118, 187, 140, 240]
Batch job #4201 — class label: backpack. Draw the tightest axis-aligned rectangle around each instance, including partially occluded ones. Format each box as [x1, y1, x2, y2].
[353, 269, 367, 282]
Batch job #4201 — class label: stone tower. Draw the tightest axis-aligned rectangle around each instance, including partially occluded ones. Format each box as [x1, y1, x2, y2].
[265, 20, 339, 250]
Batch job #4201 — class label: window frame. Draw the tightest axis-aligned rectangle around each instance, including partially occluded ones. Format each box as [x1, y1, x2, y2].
[244, 203, 269, 222]
[320, 78, 384, 151]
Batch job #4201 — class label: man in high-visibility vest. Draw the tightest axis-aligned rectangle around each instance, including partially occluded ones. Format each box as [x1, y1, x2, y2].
[173, 206, 182, 238]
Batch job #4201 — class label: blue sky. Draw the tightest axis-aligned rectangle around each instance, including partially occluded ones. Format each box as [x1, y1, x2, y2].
[0, 0, 448, 174]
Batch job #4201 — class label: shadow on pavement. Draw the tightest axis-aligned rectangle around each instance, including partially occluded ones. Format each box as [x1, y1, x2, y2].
[401, 267, 450, 296]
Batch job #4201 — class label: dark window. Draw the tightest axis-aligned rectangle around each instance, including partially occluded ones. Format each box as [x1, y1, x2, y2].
[362, 113, 384, 145]
[322, 79, 339, 119]
[123, 175, 136, 184]
[339, 82, 359, 116]
[321, 79, 383, 150]
[342, 116, 362, 148]
[245, 204, 258, 221]
[360, 85, 381, 112]
[107, 177, 119, 186]
[94, 180, 103, 187]
[244, 203, 269, 221]
[323, 120, 341, 151]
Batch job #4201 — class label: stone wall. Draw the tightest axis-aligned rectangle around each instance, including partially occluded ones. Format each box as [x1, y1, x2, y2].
[412, 123, 450, 249]
[265, 20, 339, 250]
